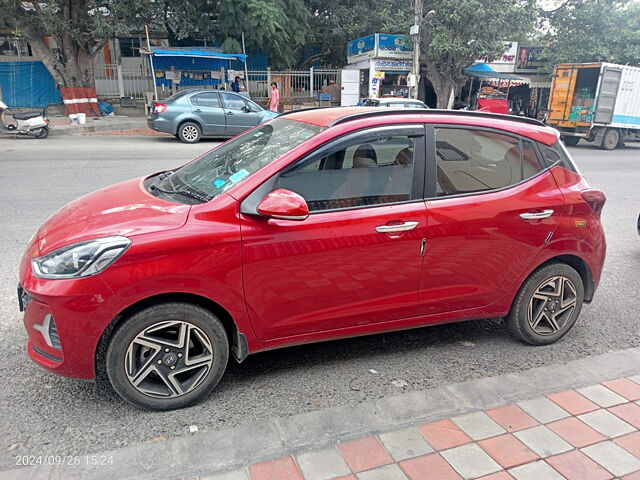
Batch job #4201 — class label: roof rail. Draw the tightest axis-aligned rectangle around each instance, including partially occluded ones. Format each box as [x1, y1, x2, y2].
[328, 108, 547, 128]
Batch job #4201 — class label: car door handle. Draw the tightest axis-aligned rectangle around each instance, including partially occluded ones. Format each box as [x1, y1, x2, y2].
[519, 209, 554, 220]
[375, 221, 419, 233]
[194, 108, 201, 112]
[227, 111, 234, 115]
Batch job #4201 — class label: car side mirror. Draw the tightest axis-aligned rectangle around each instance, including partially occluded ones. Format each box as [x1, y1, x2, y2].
[257, 189, 309, 221]
[242, 105, 251, 113]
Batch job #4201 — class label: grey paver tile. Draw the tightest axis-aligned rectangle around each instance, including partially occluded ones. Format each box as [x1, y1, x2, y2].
[517, 397, 570, 424]
[356, 463, 409, 480]
[578, 409, 635, 438]
[576, 384, 627, 407]
[378, 427, 434, 461]
[296, 447, 351, 480]
[582, 440, 640, 476]
[451, 411, 506, 440]
[508, 460, 565, 480]
[629, 374, 640, 385]
[201, 469, 250, 480]
[440, 443, 502, 479]
[514, 425, 572, 457]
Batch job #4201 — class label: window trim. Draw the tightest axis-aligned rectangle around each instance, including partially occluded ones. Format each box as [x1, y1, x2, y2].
[240, 124, 426, 216]
[425, 124, 549, 202]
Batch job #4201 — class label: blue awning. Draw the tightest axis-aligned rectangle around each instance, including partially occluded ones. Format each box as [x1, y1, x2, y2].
[464, 63, 524, 81]
[151, 48, 246, 63]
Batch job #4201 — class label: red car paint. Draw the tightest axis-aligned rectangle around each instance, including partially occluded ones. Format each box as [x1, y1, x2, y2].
[19, 108, 606, 379]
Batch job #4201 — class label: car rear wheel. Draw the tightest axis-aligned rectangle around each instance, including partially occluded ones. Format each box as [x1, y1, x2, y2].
[506, 263, 584, 345]
[178, 122, 201, 143]
[601, 128, 619, 150]
[106, 303, 229, 410]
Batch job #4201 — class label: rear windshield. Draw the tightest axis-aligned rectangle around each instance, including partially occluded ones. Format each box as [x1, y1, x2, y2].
[163, 90, 193, 103]
[161, 118, 324, 201]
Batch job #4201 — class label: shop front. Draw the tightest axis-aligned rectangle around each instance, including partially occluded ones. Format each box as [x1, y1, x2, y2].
[342, 34, 413, 105]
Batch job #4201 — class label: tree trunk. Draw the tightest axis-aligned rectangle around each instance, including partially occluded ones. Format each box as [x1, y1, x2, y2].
[426, 67, 454, 109]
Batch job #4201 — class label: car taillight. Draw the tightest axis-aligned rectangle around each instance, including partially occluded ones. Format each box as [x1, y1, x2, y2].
[580, 189, 606, 215]
[153, 103, 167, 114]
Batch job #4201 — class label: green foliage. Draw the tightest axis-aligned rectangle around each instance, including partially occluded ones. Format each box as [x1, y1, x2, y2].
[541, 0, 640, 67]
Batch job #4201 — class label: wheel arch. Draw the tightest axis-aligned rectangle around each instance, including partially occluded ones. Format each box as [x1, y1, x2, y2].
[95, 292, 248, 385]
[533, 254, 595, 302]
[176, 118, 203, 136]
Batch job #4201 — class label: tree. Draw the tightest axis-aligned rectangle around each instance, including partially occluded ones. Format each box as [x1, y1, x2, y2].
[0, 0, 152, 93]
[541, 0, 640, 68]
[418, 0, 537, 108]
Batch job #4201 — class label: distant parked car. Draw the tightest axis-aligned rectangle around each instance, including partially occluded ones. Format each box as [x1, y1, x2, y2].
[148, 89, 278, 143]
[362, 98, 429, 109]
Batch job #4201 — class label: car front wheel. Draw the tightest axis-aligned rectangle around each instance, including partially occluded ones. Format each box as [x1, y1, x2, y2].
[506, 263, 584, 345]
[178, 122, 201, 143]
[106, 303, 229, 410]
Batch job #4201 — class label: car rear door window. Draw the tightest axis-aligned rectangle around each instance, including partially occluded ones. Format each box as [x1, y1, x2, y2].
[220, 92, 246, 111]
[540, 142, 578, 172]
[435, 128, 535, 196]
[192, 92, 220, 108]
[275, 132, 419, 212]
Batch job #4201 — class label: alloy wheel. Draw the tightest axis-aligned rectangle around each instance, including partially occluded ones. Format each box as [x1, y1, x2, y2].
[527, 276, 577, 335]
[182, 125, 199, 142]
[124, 321, 213, 398]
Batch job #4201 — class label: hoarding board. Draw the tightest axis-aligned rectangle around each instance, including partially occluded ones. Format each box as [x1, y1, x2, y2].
[347, 34, 377, 64]
[377, 34, 413, 60]
[515, 46, 545, 72]
[477, 41, 518, 65]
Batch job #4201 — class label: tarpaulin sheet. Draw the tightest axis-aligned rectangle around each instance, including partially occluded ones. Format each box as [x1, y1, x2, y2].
[0, 61, 63, 108]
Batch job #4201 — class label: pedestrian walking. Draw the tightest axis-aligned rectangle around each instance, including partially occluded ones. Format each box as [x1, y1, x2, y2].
[268, 82, 280, 113]
[232, 76, 241, 93]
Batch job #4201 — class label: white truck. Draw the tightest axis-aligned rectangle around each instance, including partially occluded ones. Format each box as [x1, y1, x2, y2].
[546, 62, 640, 149]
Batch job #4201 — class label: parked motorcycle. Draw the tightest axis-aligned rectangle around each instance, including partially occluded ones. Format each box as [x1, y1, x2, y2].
[0, 100, 50, 139]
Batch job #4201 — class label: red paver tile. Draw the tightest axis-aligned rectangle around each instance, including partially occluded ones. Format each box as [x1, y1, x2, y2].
[478, 433, 539, 469]
[477, 473, 515, 480]
[249, 456, 303, 480]
[603, 378, 640, 401]
[337, 436, 392, 473]
[547, 390, 599, 415]
[417, 419, 471, 451]
[547, 417, 606, 448]
[609, 403, 640, 429]
[614, 431, 640, 458]
[486, 405, 539, 432]
[332, 476, 357, 480]
[621, 472, 640, 480]
[546, 450, 613, 480]
[400, 453, 463, 480]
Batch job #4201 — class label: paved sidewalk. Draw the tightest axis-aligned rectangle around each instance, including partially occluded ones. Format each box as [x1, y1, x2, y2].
[48, 115, 164, 136]
[228, 374, 640, 480]
[3, 348, 640, 480]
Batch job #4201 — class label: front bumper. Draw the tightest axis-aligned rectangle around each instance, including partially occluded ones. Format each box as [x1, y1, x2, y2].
[19, 264, 119, 379]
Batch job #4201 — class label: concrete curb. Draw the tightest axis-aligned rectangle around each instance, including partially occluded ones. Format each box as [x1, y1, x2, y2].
[4, 347, 640, 480]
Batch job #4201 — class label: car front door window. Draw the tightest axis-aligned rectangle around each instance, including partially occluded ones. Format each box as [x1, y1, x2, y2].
[274, 132, 419, 212]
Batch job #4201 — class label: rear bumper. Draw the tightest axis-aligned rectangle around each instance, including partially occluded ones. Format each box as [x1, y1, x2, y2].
[147, 116, 175, 134]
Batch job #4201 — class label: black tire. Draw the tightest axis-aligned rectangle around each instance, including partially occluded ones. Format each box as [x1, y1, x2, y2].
[600, 129, 619, 150]
[506, 263, 584, 346]
[106, 302, 229, 410]
[34, 126, 49, 139]
[561, 136, 580, 146]
[178, 122, 201, 143]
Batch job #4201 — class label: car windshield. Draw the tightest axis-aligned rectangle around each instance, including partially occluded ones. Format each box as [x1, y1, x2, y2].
[161, 118, 323, 201]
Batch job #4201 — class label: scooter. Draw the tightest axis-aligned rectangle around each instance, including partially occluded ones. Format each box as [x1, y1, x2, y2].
[0, 100, 50, 139]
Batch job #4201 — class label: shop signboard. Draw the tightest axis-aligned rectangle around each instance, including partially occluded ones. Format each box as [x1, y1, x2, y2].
[347, 34, 377, 63]
[373, 60, 413, 71]
[515, 46, 546, 72]
[377, 34, 413, 60]
[477, 41, 518, 65]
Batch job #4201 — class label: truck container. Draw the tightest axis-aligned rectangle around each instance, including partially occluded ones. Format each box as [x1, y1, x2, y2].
[546, 62, 640, 149]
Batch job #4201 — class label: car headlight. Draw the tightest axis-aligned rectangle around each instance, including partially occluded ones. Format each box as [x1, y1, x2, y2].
[32, 236, 131, 279]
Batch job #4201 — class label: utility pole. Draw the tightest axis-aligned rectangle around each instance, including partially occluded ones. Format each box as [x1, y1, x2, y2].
[410, 0, 421, 99]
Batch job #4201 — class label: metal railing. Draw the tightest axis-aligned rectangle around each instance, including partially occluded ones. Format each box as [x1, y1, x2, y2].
[95, 64, 154, 101]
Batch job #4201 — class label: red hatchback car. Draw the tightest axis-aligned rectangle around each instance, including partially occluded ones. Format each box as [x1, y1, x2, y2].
[19, 108, 606, 410]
